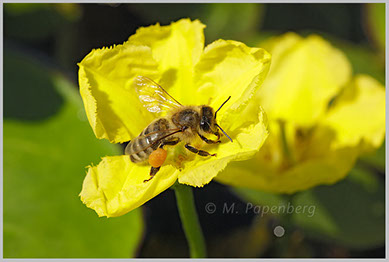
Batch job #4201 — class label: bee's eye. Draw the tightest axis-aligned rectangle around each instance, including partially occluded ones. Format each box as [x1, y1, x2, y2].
[200, 106, 214, 132]
[200, 116, 211, 132]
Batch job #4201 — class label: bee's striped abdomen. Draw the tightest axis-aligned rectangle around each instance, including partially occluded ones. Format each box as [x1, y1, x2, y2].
[125, 118, 171, 163]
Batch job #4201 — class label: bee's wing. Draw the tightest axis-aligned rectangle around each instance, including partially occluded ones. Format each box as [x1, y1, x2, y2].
[134, 76, 182, 113]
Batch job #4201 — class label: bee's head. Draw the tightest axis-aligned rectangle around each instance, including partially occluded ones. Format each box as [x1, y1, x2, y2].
[200, 97, 233, 142]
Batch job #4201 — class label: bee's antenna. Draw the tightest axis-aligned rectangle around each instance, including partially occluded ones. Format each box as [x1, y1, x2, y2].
[216, 124, 233, 142]
[214, 96, 231, 120]
[214, 96, 233, 142]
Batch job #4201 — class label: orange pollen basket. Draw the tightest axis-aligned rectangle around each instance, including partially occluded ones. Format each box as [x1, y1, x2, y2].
[148, 148, 168, 168]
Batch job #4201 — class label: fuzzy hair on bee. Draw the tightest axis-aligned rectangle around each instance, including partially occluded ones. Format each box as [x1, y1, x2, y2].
[125, 76, 232, 183]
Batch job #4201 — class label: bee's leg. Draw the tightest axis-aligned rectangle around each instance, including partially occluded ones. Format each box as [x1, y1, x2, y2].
[197, 133, 221, 144]
[185, 143, 217, 157]
[144, 166, 161, 183]
[159, 138, 180, 148]
[144, 139, 180, 183]
[214, 131, 221, 141]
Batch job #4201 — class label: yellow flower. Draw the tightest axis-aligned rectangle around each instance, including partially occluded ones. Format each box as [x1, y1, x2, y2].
[78, 19, 271, 217]
[216, 33, 385, 193]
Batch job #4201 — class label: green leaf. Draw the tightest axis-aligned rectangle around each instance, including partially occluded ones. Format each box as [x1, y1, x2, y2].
[4, 48, 64, 120]
[4, 51, 144, 258]
[202, 3, 265, 43]
[292, 168, 385, 249]
[364, 3, 385, 52]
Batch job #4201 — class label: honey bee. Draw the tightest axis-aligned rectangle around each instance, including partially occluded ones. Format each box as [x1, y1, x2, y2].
[125, 76, 232, 182]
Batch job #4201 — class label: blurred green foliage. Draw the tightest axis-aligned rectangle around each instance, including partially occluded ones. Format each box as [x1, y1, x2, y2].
[4, 50, 64, 120]
[364, 3, 385, 52]
[293, 167, 385, 249]
[4, 50, 144, 258]
[234, 162, 385, 250]
[4, 3, 79, 41]
[201, 3, 264, 43]
[360, 143, 385, 173]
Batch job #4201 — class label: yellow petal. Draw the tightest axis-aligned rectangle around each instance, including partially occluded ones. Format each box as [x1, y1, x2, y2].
[78, 43, 159, 143]
[129, 19, 206, 104]
[322, 74, 385, 151]
[216, 118, 361, 193]
[216, 145, 359, 193]
[257, 33, 352, 126]
[193, 39, 271, 129]
[178, 109, 268, 187]
[80, 155, 177, 217]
